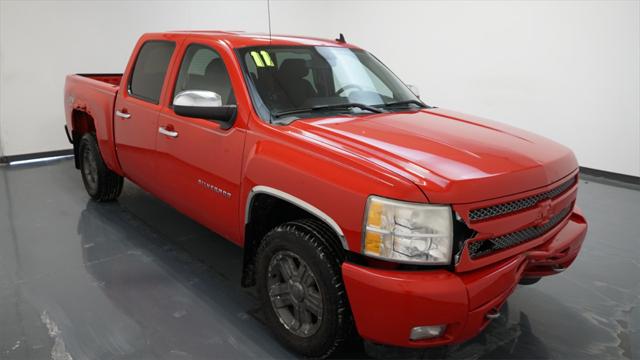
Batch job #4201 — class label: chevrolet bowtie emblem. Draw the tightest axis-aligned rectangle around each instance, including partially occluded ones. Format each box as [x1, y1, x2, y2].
[538, 200, 553, 224]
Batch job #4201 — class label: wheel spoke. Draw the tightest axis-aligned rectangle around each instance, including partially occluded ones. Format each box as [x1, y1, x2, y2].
[305, 289, 322, 316]
[296, 263, 307, 282]
[300, 266, 314, 287]
[269, 282, 290, 297]
[292, 304, 305, 329]
[299, 304, 312, 325]
[271, 294, 292, 309]
[269, 282, 292, 309]
[278, 256, 296, 281]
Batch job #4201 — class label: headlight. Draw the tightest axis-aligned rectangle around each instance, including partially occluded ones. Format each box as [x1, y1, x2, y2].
[362, 196, 453, 265]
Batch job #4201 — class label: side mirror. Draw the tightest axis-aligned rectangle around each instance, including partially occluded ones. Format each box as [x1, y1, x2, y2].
[406, 84, 420, 99]
[173, 90, 236, 125]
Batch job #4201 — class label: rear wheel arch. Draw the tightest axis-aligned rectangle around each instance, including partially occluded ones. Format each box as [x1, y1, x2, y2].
[71, 110, 96, 169]
[242, 186, 348, 287]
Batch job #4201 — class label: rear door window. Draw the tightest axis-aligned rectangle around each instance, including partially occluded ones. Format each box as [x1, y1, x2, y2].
[129, 41, 176, 103]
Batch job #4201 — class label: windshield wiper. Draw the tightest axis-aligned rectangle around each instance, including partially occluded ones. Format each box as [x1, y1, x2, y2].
[273, 103, 383, 118]
[376, 99, 429, 109]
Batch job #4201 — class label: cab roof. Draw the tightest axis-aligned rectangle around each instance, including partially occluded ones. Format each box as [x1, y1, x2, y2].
[164, 30, 360, 49]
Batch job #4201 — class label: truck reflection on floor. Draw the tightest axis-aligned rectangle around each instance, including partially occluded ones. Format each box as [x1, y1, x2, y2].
[77, 195, 554, 359]
[76, 199, 289, 359]
[446, 305, 551, 359]
[361, 303, 553, 359]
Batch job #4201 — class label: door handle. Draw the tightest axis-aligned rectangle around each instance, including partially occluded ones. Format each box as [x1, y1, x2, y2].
[159, 126, 178, 138]
[115, 110, 131, 119]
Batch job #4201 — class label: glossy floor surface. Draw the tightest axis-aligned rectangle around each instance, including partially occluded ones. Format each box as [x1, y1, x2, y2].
[0, 158, 638, 360]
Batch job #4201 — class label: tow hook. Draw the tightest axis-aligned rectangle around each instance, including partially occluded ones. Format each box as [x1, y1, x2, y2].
[485, 308, 501, 320]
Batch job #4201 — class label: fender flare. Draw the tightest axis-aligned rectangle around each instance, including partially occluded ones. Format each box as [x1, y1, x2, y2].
[245, 185, 349, 250]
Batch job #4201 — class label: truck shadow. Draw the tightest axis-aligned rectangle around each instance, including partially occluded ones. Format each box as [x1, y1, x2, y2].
[77, 181, 557, 359]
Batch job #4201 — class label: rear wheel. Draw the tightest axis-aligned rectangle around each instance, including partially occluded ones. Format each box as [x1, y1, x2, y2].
[256, 219, 351, 358]
[79, 133, 123, 201]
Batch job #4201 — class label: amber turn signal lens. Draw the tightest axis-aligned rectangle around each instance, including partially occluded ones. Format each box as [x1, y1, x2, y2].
[364, 232, 382, 255]
[367, 201, 383, 227]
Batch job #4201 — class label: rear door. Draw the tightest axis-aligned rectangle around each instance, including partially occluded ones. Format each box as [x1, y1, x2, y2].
[114, 39, 177, 192]
[155, 41, 246, 242]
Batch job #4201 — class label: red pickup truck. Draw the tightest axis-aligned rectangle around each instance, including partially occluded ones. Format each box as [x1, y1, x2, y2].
[64, 31, 587, 357]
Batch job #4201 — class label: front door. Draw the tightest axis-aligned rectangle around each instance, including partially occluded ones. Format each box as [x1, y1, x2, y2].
[114, 40, 176, 192]
[155, 43, 246, 241]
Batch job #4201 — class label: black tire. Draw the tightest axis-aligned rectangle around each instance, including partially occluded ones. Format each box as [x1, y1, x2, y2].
[518, 277, 541, 286]
[78, 133, 123, 202]
[256, 219, 352, 358]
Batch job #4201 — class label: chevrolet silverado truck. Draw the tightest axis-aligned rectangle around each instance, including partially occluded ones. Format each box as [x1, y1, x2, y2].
[64, 31, 588, 358]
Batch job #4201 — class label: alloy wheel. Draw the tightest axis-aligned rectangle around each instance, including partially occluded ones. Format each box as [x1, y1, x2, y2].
[267, 250, 324, 337]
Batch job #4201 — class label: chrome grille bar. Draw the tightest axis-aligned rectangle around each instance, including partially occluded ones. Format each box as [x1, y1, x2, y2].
[468, 205, 572, 259]
[469, 177, 576, 222]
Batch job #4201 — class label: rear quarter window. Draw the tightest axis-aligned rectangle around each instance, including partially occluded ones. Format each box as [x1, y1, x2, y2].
[129, 41, 176, 103]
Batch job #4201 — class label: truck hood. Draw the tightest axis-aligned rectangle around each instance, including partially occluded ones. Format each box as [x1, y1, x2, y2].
[289, 108, 578, 204]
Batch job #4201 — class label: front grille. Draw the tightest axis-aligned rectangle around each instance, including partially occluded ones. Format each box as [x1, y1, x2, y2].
[468, 205, 572, 259]
[468, 177, 576, 222]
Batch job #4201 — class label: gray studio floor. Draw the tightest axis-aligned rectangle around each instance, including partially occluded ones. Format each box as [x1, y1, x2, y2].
[0, 157, 638, 360]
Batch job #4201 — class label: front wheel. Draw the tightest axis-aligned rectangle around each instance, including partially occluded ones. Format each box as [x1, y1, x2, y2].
[256, 219, 352, 358]
[78, 133, 123, 202]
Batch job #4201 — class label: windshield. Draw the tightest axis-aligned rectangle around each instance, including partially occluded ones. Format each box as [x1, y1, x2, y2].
[237, 46, 422, 122]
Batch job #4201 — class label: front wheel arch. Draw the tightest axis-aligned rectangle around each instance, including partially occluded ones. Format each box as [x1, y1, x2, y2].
[242, 191, 347, 288]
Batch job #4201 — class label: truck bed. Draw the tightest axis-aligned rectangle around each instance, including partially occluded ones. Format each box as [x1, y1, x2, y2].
[77, 73, 122, 87]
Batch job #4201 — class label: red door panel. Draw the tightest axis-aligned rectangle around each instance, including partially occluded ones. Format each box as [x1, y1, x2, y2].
[155, 112, 246, 242]
[113, 96, 160, 191]
[114, 39, 178, 193]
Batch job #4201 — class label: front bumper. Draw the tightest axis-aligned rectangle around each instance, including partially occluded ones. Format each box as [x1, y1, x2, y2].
[342, 207, 587, 348]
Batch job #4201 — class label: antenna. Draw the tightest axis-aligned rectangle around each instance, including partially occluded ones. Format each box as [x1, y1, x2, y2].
[267, 0, 272, 44]
[336, 33, 346, 43]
